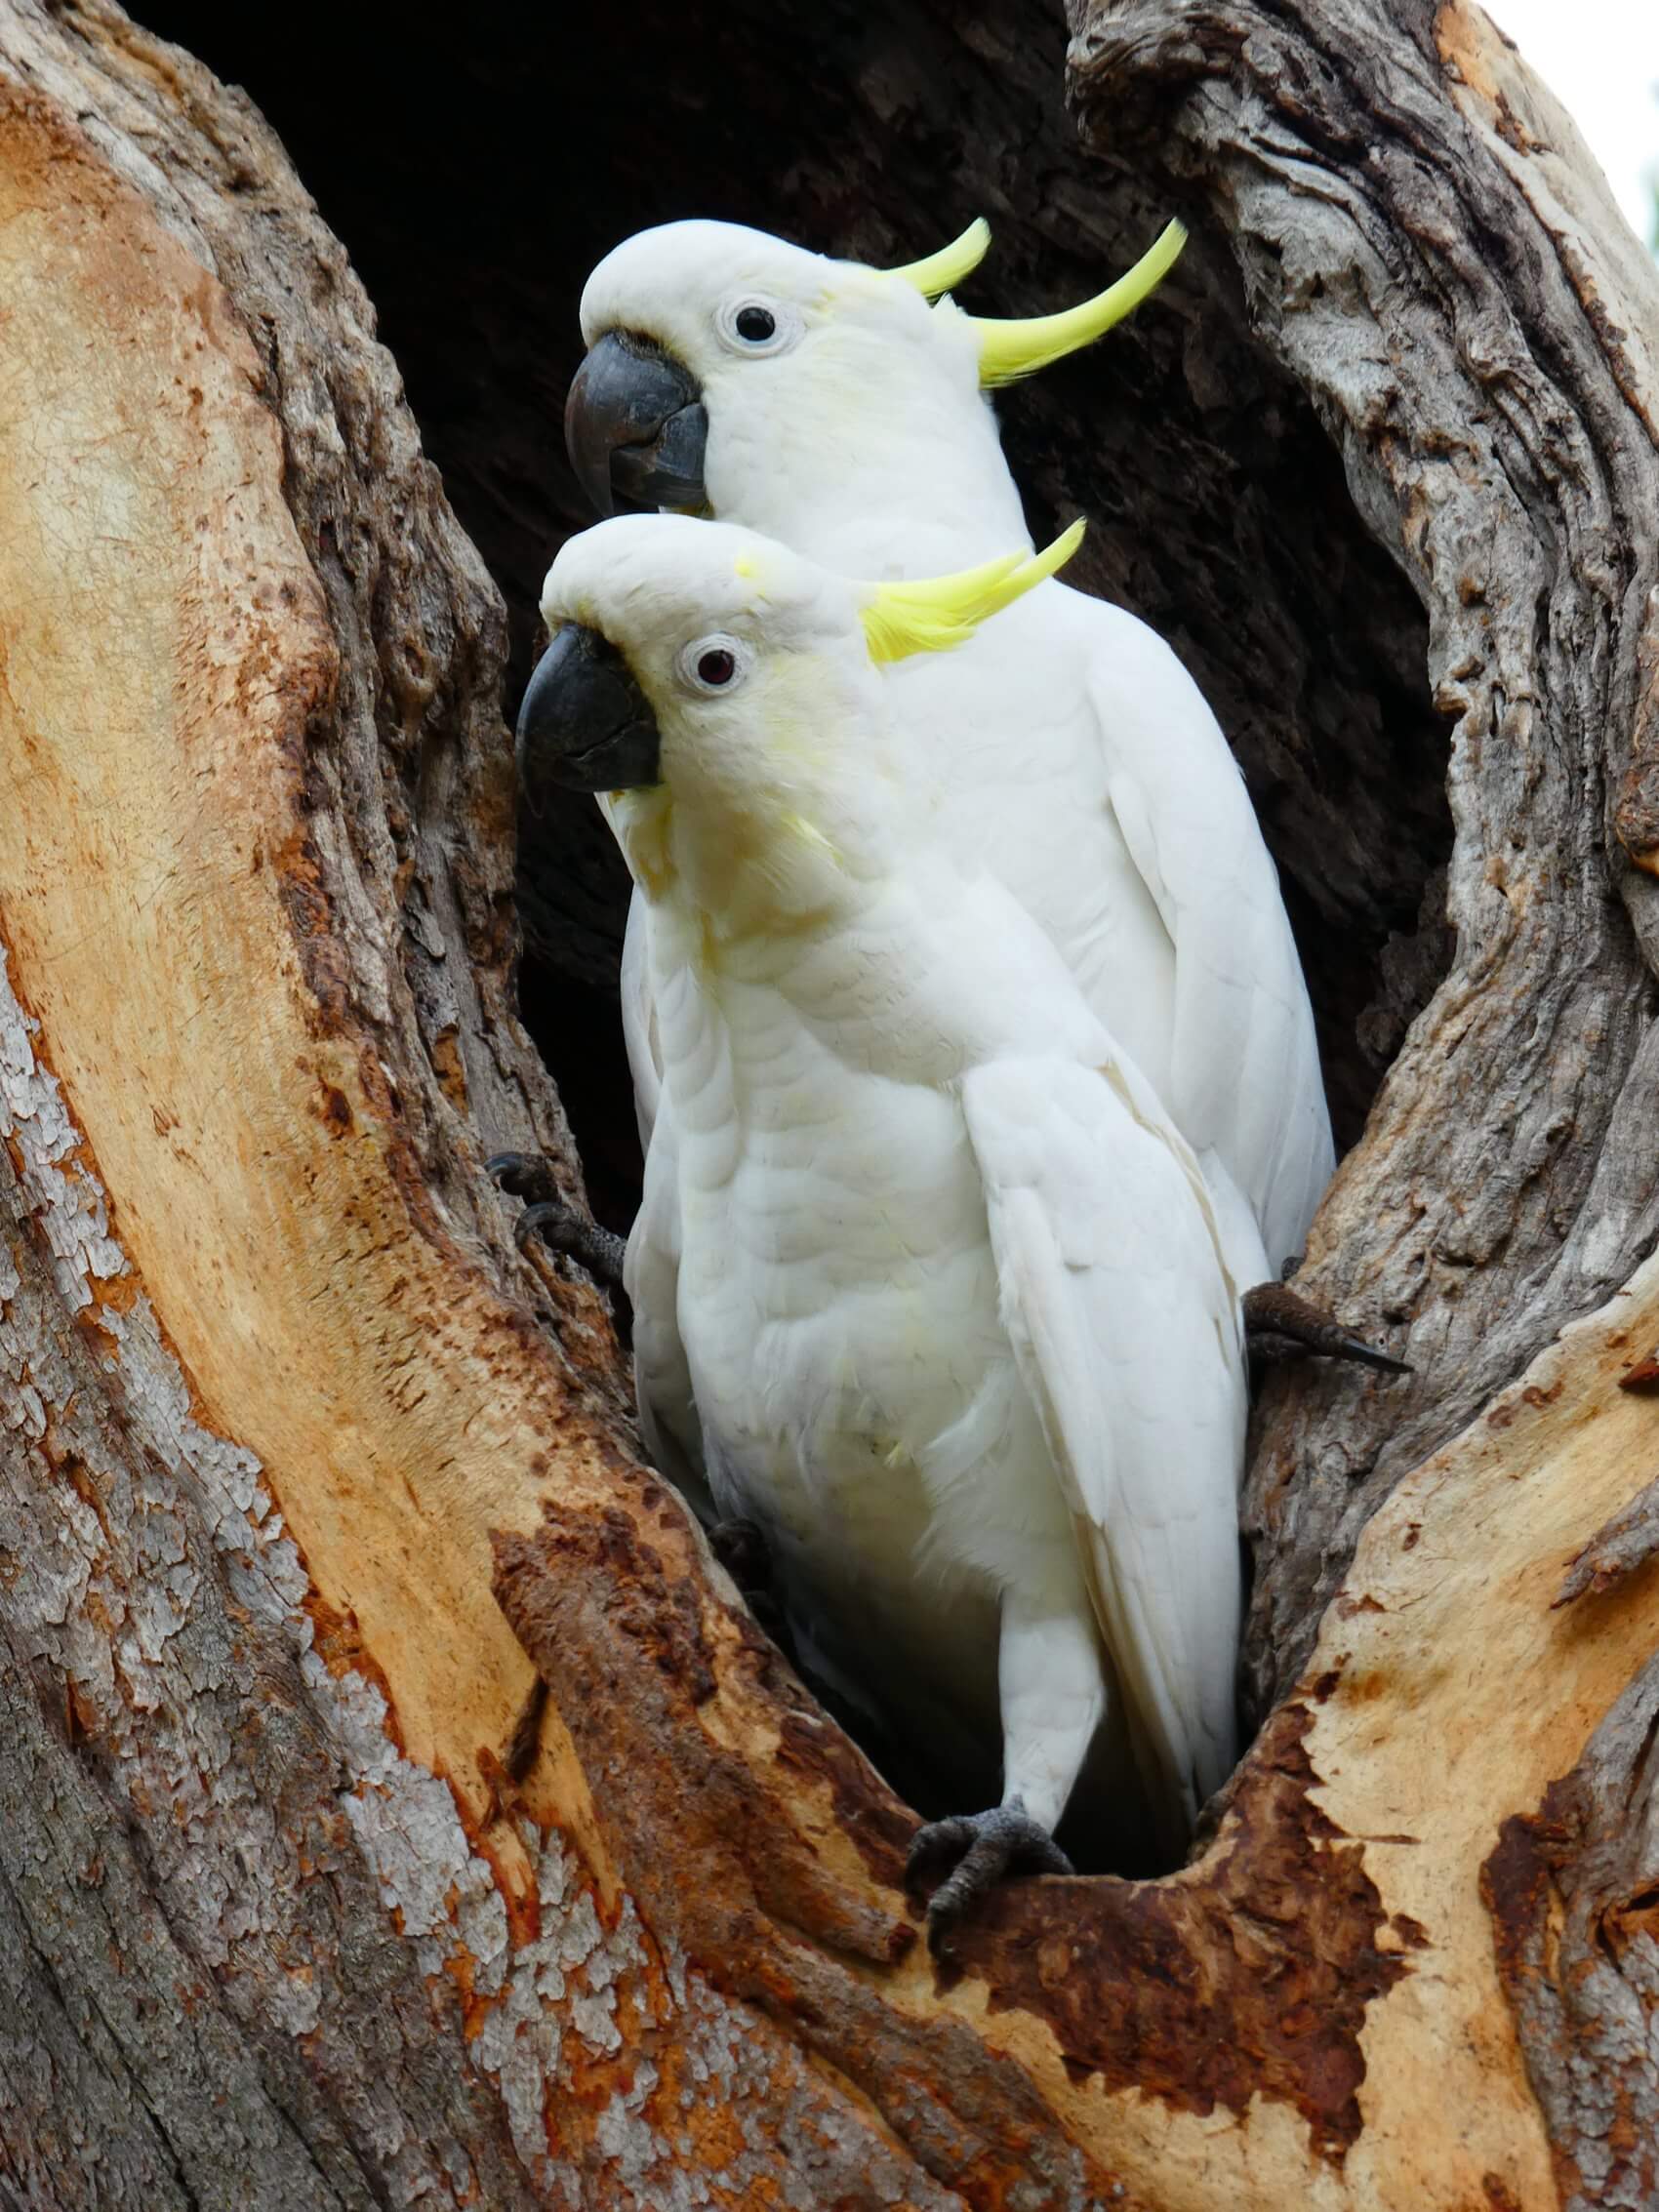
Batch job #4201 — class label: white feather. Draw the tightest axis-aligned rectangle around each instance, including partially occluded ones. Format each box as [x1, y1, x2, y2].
[580, 221, 1334, 1300]
[546, 510, 1249, 1848]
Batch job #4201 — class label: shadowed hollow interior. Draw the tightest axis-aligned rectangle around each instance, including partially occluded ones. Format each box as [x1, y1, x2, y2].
[140, 0, 1455, 1241]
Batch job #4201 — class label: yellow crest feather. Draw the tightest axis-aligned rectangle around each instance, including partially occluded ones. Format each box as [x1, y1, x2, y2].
[859, 520, 1086, 664]
[970, 220, 1186, 388]
[888, 217, 992, 301]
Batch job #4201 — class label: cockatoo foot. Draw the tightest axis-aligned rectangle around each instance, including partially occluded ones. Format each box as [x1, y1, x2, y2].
[908, 1801, 1073, 1953]
[486, 1149, 560, 1207]
[487, 1152, 627, 1293]
[1241, 1282, 1411, 1375]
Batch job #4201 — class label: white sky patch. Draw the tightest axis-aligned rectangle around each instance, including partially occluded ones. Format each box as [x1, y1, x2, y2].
[1480, 0, 1659, 248]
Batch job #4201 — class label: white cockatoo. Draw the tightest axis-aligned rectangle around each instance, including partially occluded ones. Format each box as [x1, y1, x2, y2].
[516, 510, 1245, 1940]
[560, 217, 1355, 1325]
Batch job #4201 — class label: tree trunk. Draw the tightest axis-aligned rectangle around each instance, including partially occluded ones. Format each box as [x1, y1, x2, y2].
[2, 0, 1657, 2205]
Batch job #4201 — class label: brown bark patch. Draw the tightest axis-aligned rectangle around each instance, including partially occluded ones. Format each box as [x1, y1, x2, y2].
[1554, 1474, 1659, 1605]
[1483, 1658, 1659, 2206]
[775, 1709, 915, 1891]
[946, 1703, 1423, 2163]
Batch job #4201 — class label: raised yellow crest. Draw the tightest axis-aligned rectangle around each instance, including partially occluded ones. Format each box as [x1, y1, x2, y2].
[859, 520, 1086, 664]
[970, 220, 1186, 387]
[887, 218, 992, 302]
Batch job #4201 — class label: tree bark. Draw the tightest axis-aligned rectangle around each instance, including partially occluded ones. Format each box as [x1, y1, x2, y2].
[3, 0, 1659, 2206]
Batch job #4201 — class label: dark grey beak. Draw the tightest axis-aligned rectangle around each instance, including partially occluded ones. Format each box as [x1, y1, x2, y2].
[564, 331, 708, 517]
[516, 623, 662, 798]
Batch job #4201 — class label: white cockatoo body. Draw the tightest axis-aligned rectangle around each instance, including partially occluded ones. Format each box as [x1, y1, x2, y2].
[519, 512, 1246, 1922]
[566, 218, 1334, 1293]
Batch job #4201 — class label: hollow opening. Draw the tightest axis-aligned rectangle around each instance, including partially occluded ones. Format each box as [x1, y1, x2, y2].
[140, 0, 1457, 1855]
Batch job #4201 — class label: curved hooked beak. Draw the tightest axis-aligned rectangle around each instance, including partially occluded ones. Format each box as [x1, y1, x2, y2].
[563, 331, 708, 517]
[516, 623, 662, 800]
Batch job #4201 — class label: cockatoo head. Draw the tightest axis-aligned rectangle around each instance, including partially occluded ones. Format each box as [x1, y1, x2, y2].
[563, 218, 1183, 539]
[519, 511, 1083, 853]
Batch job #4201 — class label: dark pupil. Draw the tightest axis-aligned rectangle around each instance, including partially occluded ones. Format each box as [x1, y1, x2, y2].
[735, 305, 776, 343]
[698, 649, 737, 687]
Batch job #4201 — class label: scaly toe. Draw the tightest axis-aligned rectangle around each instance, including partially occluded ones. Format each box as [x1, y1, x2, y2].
[511, 1199, 628, 1294]
[909, 1803, 1073, 1953]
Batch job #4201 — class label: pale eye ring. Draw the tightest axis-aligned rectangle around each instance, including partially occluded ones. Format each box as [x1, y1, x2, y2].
[679, 632, 750, 695]
[714, 295, 802, 357]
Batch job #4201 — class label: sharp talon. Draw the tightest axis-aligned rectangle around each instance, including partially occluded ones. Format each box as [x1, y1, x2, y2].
[1332, 1334, 1413, 1376]
[487, 1149, 559, 1205]
[1241, 1283, 1411, 1375]
[907, 1803, 1073, 1951]
[906, 1817, 977, 1882]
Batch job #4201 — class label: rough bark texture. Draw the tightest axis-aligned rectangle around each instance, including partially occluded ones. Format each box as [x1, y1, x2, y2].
[1067, 0, 1659, 1715]
[4, 0, 1659, 2206]
[1484, 1659, 1659, 2209]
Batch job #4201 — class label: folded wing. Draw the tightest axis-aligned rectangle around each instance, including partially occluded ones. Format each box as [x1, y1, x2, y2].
[962, 1053, 1246, 1835]
[1083, 608, 1334, 1276]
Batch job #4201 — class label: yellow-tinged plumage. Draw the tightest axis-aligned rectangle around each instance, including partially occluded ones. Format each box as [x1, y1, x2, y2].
[859, 519, 1086, 664]
[970, 220, 1186, 387]
[887, 217, 992, 301]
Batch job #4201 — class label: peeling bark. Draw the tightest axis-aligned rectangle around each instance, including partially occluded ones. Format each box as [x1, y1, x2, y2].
[1555, 1474, 1659, 1606]
[1484, 1658, 1659, 2210]
[4, 0, 1659, 2205]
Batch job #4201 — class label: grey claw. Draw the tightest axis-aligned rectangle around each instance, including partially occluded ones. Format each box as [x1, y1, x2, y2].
[514, 1200, 628, 1294]
[907, 1802, 1073, 1953]
[1241, 1282, 1412, 1376]
[487, 1149, 559, 1205]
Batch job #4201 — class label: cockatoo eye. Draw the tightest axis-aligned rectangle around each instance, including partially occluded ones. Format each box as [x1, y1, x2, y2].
[679, 633, 750, 694]
[714, 296, 801, 357]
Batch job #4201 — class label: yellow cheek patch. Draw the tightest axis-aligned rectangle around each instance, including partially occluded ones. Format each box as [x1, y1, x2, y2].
[969, 219, 1186, 387]
[783, 812, 841, 865]
[887, 217, 992, 302]
[603, 786, 676, 898]
[858, 518, 1085, 664]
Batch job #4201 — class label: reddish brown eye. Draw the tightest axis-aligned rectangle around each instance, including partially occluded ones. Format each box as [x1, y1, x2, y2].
[697, 648, 737, 686]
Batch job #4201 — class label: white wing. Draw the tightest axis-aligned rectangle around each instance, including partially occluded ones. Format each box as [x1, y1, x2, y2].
[625, 1105, 713, 1523]
[1081, 602, 1335, 1275]
[962, 1053, 1245, 1835]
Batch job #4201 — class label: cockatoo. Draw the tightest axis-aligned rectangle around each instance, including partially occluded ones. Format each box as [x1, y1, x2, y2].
[516, 509, 1245, 1941]
[556, 217, 1400, 1371]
